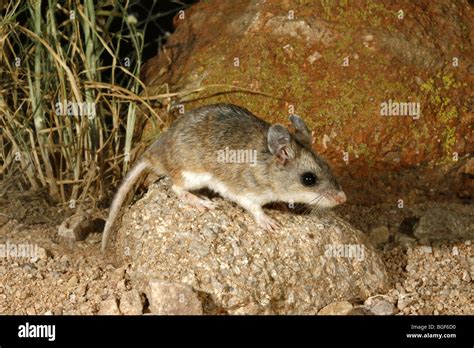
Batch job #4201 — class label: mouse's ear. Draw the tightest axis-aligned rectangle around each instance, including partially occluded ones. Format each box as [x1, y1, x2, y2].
[267, 124, 295, 164]
[289, 114, 312, 146]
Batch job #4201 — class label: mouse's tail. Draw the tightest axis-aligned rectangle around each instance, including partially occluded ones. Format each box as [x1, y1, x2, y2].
[101, 159, 149, 251]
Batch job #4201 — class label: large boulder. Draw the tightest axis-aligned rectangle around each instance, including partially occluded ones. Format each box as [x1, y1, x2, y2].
[142, 0, 473, 173]
[111, 179, 388, 314]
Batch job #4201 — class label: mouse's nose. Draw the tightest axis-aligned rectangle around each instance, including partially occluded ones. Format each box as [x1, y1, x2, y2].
[335, 191, 346, 204]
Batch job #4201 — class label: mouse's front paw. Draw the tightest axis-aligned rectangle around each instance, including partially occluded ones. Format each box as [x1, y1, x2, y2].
[256, 213, 280, 232]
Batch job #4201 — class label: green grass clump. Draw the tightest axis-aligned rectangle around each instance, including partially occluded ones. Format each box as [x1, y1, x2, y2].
[0, 0, 160, 207]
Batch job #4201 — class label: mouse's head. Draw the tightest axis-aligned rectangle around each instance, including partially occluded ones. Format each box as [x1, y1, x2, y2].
[267, 114, 346, 208]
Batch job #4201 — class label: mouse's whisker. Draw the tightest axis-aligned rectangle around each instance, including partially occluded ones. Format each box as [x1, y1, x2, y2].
[302, 205, 313, 215]
[309, 195, 322, 205]
[307, 195, 324, 214]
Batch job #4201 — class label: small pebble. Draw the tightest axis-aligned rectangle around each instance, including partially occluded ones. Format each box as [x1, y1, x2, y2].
[420, 246, 432, 254]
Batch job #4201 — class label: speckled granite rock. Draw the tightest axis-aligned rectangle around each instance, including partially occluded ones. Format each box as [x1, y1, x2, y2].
[112, 179, 388, 314]
[414, 206, 474, 242]
[318, 301, 353, 315]
[146, 280, 203, 315]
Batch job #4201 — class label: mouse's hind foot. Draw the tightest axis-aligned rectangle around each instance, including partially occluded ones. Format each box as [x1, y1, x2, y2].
[172, 185, 217, 212]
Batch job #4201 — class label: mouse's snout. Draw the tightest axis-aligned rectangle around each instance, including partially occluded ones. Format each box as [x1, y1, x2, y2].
[324, 189, 346, 206]
[334, 191, 347, 205]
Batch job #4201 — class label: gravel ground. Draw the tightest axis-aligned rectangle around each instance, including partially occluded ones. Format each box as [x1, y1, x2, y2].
[0, 220, 129, 315]
[0, 200, 472, 315]
[381, 241, 473, 315]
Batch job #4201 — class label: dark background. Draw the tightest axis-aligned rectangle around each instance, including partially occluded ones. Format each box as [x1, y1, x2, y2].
[123, 0, 198, 62]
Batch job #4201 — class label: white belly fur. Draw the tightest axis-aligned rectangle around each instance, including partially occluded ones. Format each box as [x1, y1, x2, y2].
[181, 171, 273, 207]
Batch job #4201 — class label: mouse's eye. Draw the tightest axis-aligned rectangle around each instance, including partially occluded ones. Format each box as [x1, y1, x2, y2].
[301, 172, 318, 187]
